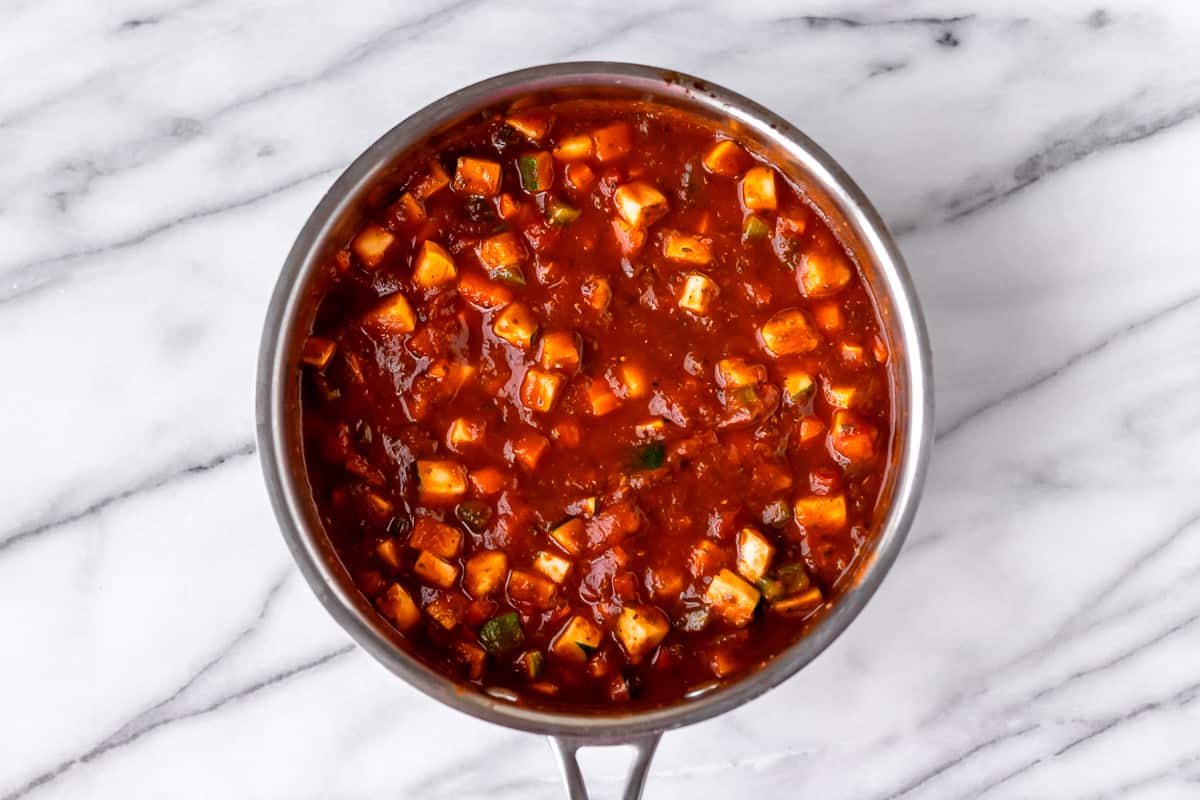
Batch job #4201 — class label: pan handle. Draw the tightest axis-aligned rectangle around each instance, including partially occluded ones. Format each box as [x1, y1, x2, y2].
[549, 732, 661, 800]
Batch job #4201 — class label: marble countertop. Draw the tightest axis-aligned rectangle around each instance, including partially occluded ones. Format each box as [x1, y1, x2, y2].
[3, 1, 1199, 797]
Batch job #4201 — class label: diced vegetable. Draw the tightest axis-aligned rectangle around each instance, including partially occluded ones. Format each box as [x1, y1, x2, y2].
[545, 198, 581, 225]
[582, 276, 612, 311]
[635, 418, 666, 440]
[454, 641, 487, 680]
[549, 517, 585, 554]
[505, 113, 550, 142]
[793, 494, 847, 533]
[391, 191, 426, 225]
[798, 416, 825, 443]
[761, 499, 792, 529]
[758, 308, 819, 356]
[413, 550, 460, 588]
[412, 161, 450, 199]
[379, 583, 420, 631]
[704, 568, 761, 627]
[409, 517, 463, 558]
[533, 551, 573, 583]
[509, 430, 550, 470]
[468, 466, 508, 497]
[633, 442, 665, 470]
[592, 122, 632, 161]
[452, 156, 502, 196]
[492, 303, 539, 349]
[351, 224, 395, 268]
[520, 650, 545, 679]
[662, 230, 712, 264]
[479, 611, 525, 654]
[491, 264, 526, 287]
[822, 383, 857, 409]
[507, 568, 558, 608]
[586, 377, 621, 416]
[735, 527, 775, 582]
[496, 192, 519, 219]
[612, 361, 651, 399]
[534, 258, 565, 287]
[770, 587, 824, 618]
[464, 550, 508, 597]
[517, 151, 554, 193]
[550, 615, 603, 662]
[478, 232, 527, 272]
[797, 251, 853, 297]
[716, 357, 766, 390]
[455, 500, 493, 532]
[567, 496, 599, 518]
[702, 139, 748, 177]
[615, 606, 670, 663]
[777, 563, 811, 595]
[426, 597, 463, 630]
[782, 371, 815, 404]
[740, 166, 777, 210]
[554, 134, 594, 161]
[613, 181, 669, 228]
[688, 540, 725, 577]
[375, 538, 401, 568]
[756, 577, 784, 601]
[829, 409, 877, 462]
[538, 330, 582, 372]
[612, 218, 647, 256]
[678, 272, 719, 314]
[742, 214, 770, 241]
[413, 240, 458, 289]
[520, 367, 565, 413]
[646, 566, 685, 602]
[430, 361, 476, 396]
[458, 271, 513, 310]
[565, 162, 595, 191]
[447, 416, 485, 448]
[300, 337, 337, 369]
[813, 302, 844, 333]
[843, 341, 866, 364]
[416, 460, 468, 504]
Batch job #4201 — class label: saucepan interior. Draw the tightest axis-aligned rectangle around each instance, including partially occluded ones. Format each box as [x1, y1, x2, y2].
[256, 62, 933, 739]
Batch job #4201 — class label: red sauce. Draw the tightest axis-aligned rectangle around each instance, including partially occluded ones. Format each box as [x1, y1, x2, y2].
[298, 100, 892, 711]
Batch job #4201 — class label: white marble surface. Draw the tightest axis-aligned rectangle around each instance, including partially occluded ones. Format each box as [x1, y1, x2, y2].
[2, 0, 1199, 797]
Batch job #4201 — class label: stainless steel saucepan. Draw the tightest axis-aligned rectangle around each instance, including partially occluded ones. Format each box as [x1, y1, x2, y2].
[256, 62, 933, 799]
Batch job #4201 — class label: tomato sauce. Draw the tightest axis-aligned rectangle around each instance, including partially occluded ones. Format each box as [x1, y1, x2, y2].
[298, 100, 892, 710]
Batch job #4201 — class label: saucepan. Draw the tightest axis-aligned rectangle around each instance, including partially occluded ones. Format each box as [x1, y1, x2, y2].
[256, 62, 933, 799]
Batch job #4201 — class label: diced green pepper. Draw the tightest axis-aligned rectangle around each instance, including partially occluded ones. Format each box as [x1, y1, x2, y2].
[522, 650, 545, 679]
[742, 215, 770, 241]
[777, 563, 811, 595]
[479, 612, 525, 654]
[517, 155, 542, 192]
[455, 500, 492, 532]
[756, 577, 784, 601]
[546, 199, 581, 225]
[761, 499, 791, 529]
[489, 264, 526, 287]
[634, 442, 665, 470]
